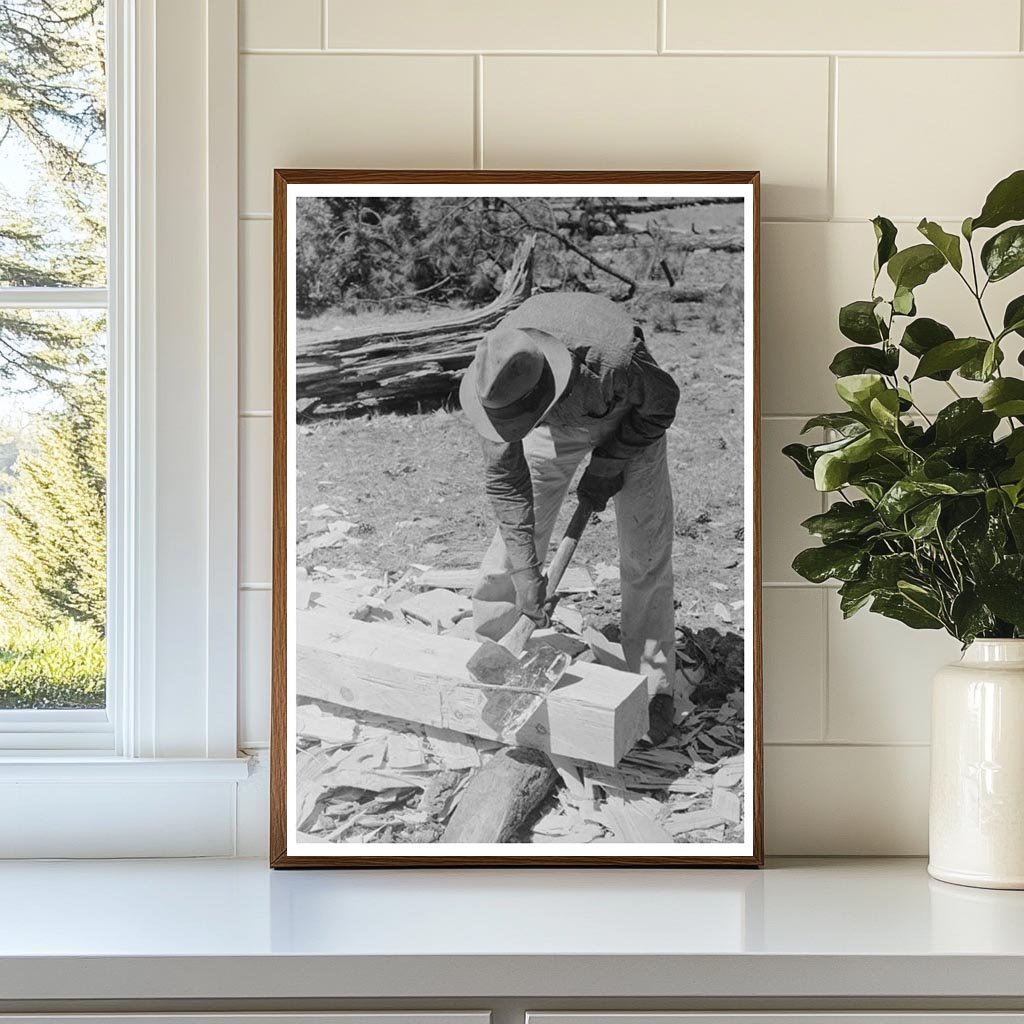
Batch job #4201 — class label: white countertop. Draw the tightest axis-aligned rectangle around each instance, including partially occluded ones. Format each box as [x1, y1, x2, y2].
[1, 857, 1023, 1001]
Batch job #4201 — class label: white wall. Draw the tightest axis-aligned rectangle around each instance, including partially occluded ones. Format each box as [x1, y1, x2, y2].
[233, 0, 1024, 855]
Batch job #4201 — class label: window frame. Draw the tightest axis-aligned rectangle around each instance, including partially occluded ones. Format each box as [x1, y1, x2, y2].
[0, 0, 247, 858]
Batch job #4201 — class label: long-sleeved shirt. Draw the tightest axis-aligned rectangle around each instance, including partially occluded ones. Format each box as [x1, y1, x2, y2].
[480, 292, 680, 572]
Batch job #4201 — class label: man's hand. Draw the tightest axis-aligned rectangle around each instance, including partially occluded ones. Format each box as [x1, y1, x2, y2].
[577, 462, 624, 513]
[510, 567, 551, 627]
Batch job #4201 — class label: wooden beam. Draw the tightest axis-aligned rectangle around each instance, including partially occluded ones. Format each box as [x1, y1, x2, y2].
[296, 612, 648, 767]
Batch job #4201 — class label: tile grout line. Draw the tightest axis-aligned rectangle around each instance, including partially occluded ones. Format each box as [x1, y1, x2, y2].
[657, 0, 666, 54]
[766, 740, 931, 748]
[820, 587, 831, 743]
[474, 55, 484, 169]
[321, 0, 328, 50]
[238, 47, 1024, 57]
[827, 55, 838, 220]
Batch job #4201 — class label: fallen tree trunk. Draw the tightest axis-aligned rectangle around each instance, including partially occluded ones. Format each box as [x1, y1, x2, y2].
[442, 747, 557, 843]
[296, 235, 535, 417]
[296, 612, 649, 767]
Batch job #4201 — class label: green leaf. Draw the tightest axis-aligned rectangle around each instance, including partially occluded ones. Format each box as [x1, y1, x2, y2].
[800, 412, 865, 435]
[917, 219, 963, 272]
[971, 169, 1024, 232]
[868, 552, 915, 587]
[982, 341, 1001, 381]
[900, 317, 954, 360]
[872, 216, 898, 277]
[933, 398, 999, 444]
[979, 378, 1024, 418]
[877, 479, 958, 523]
[835, 373, 887, 413]
[792, 543, 866, 584]
[912, 338, 988, 381]
[868, 389, 902, 431]
[782, 442, 815, 479]
[814, 450, 851, 491]
[908, 500, 942, 539]
[981, 225, 1024, 282]
[838, 578, 882, 618]
[871, 594, 943, 630]
[976, 574, 1024, 629]
[828, 345, 899, 378]
[839, 299, 887, 345]
[887, 243, 946, 291]
[962, 216, 974, 241]
[960, 344, 1004, 381]
[1003, 295, 1024, 339]
[950, 592, 996, 644]
[800, 501, 879, 543]
[892, 286, 916, 316]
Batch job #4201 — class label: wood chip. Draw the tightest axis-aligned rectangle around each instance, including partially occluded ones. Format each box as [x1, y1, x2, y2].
[711, 786, 742, 823]
[386, 731, 427, 769]
[399, 588, 472, 631]
[556, 566, 596, 594]
[583, 627, 629, 672]
[296, 704, 358, 745]
[667, 808, 726, 834]
[427, 732, 481, 769]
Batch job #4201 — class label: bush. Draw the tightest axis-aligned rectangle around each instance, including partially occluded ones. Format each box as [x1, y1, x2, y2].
[0, 620, 105, 709]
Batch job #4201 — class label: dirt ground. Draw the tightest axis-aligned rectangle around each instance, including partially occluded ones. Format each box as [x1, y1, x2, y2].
[295, 240, 746, 638]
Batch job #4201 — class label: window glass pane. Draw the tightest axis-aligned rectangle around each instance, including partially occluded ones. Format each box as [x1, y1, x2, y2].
[0, 310, 106, 710]
[0, 1, 107, 288]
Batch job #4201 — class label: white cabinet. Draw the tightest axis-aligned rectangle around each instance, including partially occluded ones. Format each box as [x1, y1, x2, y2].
[528, 1016, 1024, 1024]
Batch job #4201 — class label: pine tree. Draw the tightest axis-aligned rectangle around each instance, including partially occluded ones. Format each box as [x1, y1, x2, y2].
[0, 0, 106, 394]
[0, 373, 105, 632]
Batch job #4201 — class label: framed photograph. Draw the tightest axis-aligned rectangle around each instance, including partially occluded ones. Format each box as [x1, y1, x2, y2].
[271, 171, 762, 867]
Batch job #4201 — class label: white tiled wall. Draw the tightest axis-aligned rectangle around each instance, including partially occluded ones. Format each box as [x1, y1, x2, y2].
[235, 0, 1024, 854]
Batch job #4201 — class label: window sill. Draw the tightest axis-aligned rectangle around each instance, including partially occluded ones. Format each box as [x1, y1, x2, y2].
[0, 754, 252, 782]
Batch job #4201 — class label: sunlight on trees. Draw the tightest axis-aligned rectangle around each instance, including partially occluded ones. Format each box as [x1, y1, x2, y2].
[0, 1, 107, 709]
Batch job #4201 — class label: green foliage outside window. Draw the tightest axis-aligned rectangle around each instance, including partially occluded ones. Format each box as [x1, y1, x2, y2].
[0, 1, 107, 708]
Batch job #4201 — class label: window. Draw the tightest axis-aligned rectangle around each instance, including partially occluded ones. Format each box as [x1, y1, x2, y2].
[0, 1, 110, 741]
[0, 0, 245, 857]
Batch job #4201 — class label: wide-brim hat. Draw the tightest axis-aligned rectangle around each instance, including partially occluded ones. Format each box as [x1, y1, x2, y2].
[459, 327, 573, 443]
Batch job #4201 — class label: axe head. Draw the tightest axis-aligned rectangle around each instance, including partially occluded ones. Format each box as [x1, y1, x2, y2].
[467, 641, 571, 735]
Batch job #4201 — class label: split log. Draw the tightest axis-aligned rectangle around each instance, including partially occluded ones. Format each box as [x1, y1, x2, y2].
[296, 235, 535, 417]
[441, 747, 557, 843]
[296, 612, 648, 767]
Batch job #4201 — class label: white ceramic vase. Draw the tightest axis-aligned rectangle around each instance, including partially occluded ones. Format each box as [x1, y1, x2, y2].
[929, 639, 1024, 889]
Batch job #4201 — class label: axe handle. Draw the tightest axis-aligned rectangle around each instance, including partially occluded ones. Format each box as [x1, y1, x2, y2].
[501, 498, 593, 657]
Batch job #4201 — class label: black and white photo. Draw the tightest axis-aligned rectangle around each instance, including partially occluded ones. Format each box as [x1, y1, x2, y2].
[272, 172, 762, 866]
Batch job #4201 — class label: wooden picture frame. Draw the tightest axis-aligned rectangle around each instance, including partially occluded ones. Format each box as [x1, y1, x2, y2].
[271, 170, 762, 867]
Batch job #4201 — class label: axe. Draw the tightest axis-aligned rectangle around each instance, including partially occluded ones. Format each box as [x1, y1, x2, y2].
[467, 498, 593, 734]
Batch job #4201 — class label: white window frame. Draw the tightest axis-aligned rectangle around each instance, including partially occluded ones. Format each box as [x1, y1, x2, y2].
[0, 0, 249, 856]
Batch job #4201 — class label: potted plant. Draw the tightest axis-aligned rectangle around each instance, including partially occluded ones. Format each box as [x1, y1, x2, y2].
[785, 169, 1024, 889]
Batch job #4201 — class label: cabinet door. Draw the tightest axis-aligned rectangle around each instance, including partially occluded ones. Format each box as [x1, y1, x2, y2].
[528, 1016, 1024, 1024]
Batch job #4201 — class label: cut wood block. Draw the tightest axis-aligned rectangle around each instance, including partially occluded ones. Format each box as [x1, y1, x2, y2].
[296, 703, 359, 746]
[297, 612, 648, 766]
